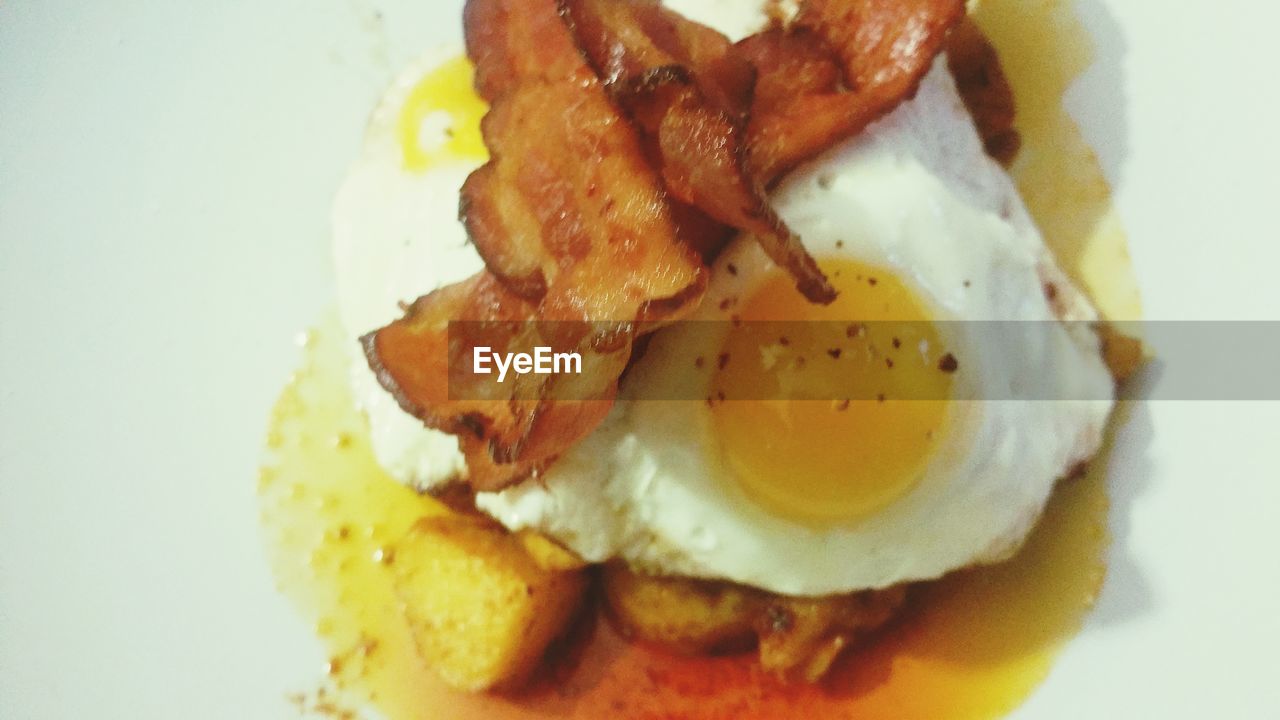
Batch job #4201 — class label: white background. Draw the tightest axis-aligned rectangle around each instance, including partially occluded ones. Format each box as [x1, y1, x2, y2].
[2, 0, 1278, 717]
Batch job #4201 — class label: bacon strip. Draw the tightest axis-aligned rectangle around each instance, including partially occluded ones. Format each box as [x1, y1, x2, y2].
[363, 275, 629, 490]
[744, 0, 966, 181]
[363, 0, 705, 490]
[462, 0, 592, 101]
[560, 0, 836, 304]
[946, 17, 1021, 166]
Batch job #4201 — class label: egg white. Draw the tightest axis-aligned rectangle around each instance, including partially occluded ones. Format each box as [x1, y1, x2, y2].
[332, 47, 483, 491]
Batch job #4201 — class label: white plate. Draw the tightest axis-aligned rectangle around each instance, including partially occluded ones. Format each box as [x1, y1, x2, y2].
[2, 1, 1278, 717]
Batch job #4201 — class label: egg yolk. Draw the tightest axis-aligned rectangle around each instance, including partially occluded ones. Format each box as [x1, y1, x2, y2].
[712, 259, 955, 527]
[397, 55, 488, 171]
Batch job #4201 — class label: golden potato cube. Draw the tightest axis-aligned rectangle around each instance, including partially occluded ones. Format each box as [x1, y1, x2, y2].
[602, 564, 757, 655]
[755, 587, 907, 682]
[516, 530, 591, 572]
[393, 515, 589, 692]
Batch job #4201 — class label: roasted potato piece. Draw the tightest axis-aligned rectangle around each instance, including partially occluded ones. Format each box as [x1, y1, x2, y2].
[516, 530, 592, 572]
[393, 515, 589, 692]
[604, 564, 907, 681]
[603, 564, 758, 655]
[755, 587, 907, 682]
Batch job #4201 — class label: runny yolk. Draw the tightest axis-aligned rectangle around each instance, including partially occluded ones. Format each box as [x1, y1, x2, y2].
[397, 55, 488, 172]
[711, 258, 955, 526]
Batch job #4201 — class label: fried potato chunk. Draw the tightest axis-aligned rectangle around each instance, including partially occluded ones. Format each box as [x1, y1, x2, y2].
[603, 564, 907, 681]
[603, 564, 759, 655]
[517, 530, 593, 572]
[754, 588, 906, 682]
[393, 515, 590, 692]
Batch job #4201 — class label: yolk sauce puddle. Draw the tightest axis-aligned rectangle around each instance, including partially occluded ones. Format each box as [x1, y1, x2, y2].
[259, 0, 1140, 717]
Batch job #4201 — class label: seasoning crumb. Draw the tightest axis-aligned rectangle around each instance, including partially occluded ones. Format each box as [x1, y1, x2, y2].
[718, 353, 731, 370]
[836, 399, 851, 411]
[765, 605, 794, 633]
[885, 358, 895, 369]
[779, 336, 790, 346]
[877, 393, 887, 403]
[695, 356, 705, 369]
[867, 277, 879, 287]
[827, 348, 842, 359]
[846, 323, 866, 338]
[718, 297, 736, 311]
[727, 263, 738, 275]
[939, 353, 960, 373]
[892, 337, 902, 349]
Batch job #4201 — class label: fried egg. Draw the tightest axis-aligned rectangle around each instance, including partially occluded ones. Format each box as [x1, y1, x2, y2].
[334, 14, 1114, 597]
[475, 60, 1114, 596]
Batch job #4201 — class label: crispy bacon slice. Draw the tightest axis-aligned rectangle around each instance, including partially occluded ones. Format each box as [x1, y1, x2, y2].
[462, 0, 593, 100]
[738, 28, 867, 183]
[461, 0, 707, 325]
[364, 0, 706, 490]
[363, 275, 629, 490]
[796, 0, 966, 97]
[946, 17, 1021, 166]
[560, 0, 836, 304]
[744, 0, 966, 181]
[557, 0, 754, 118]
[460, 77, 707, 318]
